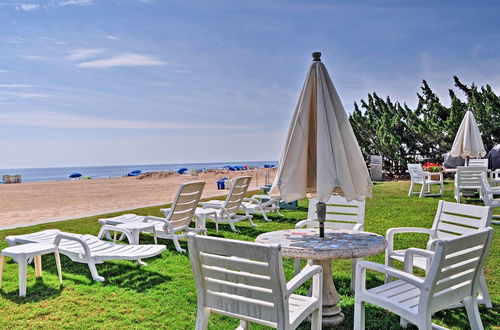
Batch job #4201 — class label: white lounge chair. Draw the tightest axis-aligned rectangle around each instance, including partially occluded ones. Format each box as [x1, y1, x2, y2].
[479, 172, 500, 225]
[354, 228, 494, 330]
[5, 228, 166, 282]
[407, 164, 443, 197]
[385, 200, 493, 308]
[294, 195, 365, 290]
[197, 176, 256, 232]
[100, 181, 206, 253]
[187, 233, 323, 330]
[454, 166, 487, 203]
[240, 194, 282, 221]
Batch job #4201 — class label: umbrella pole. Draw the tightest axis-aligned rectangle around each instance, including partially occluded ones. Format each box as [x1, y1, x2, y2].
[317, 202, 326, 238]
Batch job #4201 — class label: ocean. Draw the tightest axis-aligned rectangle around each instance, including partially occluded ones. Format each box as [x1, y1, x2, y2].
[0, 161, 278, 183]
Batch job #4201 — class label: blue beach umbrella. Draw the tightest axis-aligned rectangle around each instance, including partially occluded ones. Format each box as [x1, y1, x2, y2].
[69, 172, 82, 178]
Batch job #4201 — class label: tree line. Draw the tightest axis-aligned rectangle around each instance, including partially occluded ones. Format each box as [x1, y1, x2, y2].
[349, 76, 500, 175]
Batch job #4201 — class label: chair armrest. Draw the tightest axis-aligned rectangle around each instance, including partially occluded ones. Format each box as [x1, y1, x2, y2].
[97, 225, 135, 244]
[386, 227, 434, 255]
[357, 260, 425, 288]
[353, 223, 364, 232]
[54, 233, 92, 259]
[295, 219, 312, 228]
[404, 248, 435, 274]
[159, 208, 171, 218]
[424, 172, 443, 181]
[143, 216, 173, 231]
[243, 197, 260, 204]
[199, 202, 225, 209]
[286, 264, 323, 295]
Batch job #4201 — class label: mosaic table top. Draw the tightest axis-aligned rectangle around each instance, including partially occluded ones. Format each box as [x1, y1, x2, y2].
[256, 228, 387, 260]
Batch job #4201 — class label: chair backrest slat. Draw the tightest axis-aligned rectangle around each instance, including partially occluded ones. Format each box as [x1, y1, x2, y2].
[307, 195, 365, 230]
[467, 159, 488, 167]
[223, 176, 252, 216]
[188, 234, 286, 326]
[479, 173, 497, 206]
[433, 201, 492, 240]
[426, 228, 493, 313]
[167, 182, 205, 228]
[456, 166, 487, 188]
[408, 164, 424, 182]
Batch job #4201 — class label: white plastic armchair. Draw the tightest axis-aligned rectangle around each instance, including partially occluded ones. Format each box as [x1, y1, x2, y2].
[187, 233, 323, 330]
[407, 164, 443, 197]
[294, 195, 365, 291]
[479, 172, 500, 225]
[240, 194, 282, 221]
[385, 200, 493, 308]
[355, 228, 494, 330]
[454, 166, 487, 203]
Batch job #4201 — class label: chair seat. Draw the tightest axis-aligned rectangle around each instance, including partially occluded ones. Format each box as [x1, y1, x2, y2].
[425, 180, 442, 184]
[389, 250, 427, 270]
[1, 243, 56, 258]
[366, 280, 420, 314]
[288, 294, 319, 326]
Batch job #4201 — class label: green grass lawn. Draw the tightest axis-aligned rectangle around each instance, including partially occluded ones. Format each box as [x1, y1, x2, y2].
[0, 180, 498, 329]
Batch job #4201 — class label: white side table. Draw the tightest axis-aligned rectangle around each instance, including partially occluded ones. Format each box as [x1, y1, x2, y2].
[115, 222, 158, 245]
[0, 243, 62, 296]
[194, 208, 217, 231]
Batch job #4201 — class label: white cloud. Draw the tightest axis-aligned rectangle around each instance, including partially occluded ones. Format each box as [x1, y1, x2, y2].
[0, 84, 31, 88]
[58, 0, 93, 7]
[77, 53, 166, 68]
[2, 92, 54, 98]
[0, 111, 263, 130]
[105, 35, 119, 40]
[17, 3, 40, 11]
[0, 69, 10, 73]
[67, 48, 105, 61]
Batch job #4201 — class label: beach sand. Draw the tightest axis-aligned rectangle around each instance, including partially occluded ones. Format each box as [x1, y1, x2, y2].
[0, 168, 276, 229]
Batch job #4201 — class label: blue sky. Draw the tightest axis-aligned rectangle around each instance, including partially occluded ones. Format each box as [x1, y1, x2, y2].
[1, 0, 500, 168]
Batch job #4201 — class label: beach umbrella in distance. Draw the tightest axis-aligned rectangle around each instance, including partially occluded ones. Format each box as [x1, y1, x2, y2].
[449, 110, 486, 164]
[69, 172, 82, 179]
[269, 52, 372, 237]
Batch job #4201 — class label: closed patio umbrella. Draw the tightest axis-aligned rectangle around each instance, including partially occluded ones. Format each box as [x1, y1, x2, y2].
[449, 110, 486, 163]
[270, 52, 372, 237]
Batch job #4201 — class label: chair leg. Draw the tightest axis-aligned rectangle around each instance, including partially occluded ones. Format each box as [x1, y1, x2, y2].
[384, 257, 393, 283]
[54, 251, 63, 285]
[400, 317, 409, 328]
[152, 228, 158, 245]
[236, 320, 249, 330]
[18, 256, 27, 297]
[229, 221, 239, 232]
[311, 307, 321, 330]
[195, 307, 210, 330]
[440, 182, 444, 196]
[171, 236, 186, 253]
[478, 272, 492, 308]
[34, 255, 42, 277]
[247, 215, 257, 227]
[351, 258, 358, 291]
[463, 296, 484, 330]
[261, 211, 270, 222]
[87, 261, 105, 282]
[353, 300, 365, 330]
[408, 181, 414, 196]
[0, 255, 5, 289]
[419, 184, 425, 198]
[293, 258, 301, 275]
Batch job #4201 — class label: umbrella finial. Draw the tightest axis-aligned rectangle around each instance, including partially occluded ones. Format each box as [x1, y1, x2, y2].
[312, 52, 321, 61]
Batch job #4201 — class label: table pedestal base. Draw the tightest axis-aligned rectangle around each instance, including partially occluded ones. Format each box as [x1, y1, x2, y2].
[313, 259, 344, 327]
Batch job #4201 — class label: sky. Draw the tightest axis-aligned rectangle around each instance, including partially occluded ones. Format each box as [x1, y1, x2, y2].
[1, 0, 500, 168]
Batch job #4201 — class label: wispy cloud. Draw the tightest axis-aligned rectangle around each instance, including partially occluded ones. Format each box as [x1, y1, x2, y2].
[58, 0, 93, 7]
[0, 111, 262, 129]
[0, 84, 31, 88]
[2, 92, 54, 98]
[105, 35, 119, 40]
[77, 53, 166, 68]
[17, 3, 40, 11]
[67, 48, 105, 61]
[0, 69, 9, 73]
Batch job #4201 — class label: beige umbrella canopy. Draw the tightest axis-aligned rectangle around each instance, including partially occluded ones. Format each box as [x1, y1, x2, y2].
[449, 110, 486, 159]
[270, 52, 372, 236]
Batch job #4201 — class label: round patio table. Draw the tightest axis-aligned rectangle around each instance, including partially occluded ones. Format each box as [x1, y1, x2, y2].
[256, 228, 387, 328]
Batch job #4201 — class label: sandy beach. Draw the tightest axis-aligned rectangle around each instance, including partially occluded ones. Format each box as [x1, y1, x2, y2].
[0, 168, 276, 229]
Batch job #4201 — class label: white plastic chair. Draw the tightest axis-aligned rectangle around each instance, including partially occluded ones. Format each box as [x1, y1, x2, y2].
[187, 233, 323, 330]
[354, 228, 494, 330]
[467, 158, 489, 167]
[198, 176, 256, 232]
[385, 200, 493, 308]
[454, 166, 487, 203]
[294, 195, 365, 290]
[240, 194, 282, 221]
[479, 172, 500, 225]
[407, 164, 443, 197]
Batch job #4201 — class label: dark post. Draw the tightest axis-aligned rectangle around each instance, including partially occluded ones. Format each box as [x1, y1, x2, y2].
[317, 202, 326, 238]
[312, 52, 321, 61]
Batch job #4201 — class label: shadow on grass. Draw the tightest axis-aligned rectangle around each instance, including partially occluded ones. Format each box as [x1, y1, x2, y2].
[0, 277, 62, 303]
